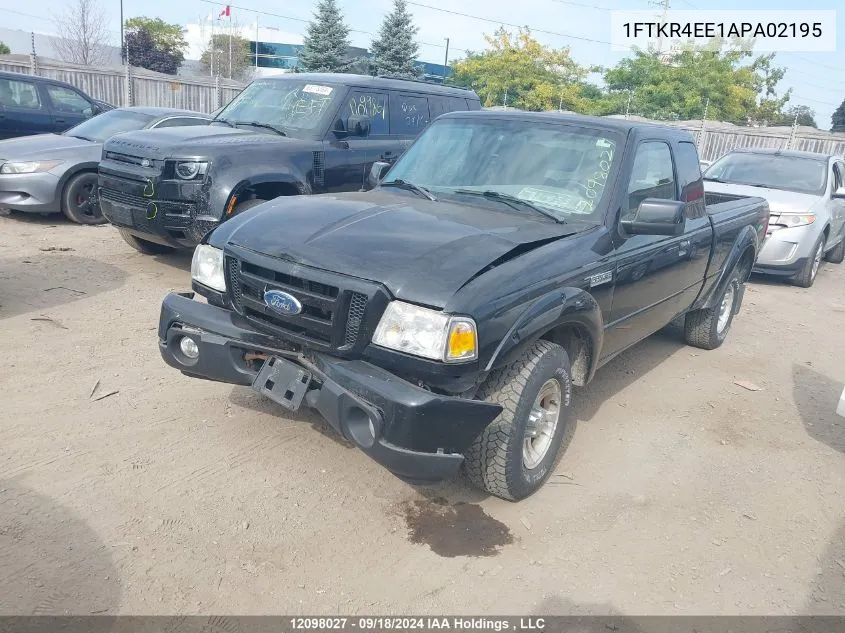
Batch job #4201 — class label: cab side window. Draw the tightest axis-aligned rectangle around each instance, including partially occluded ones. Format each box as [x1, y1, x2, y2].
[675, 141, 706, 219]
[344, 90, 388, 136]
[625, 141, 676, 218]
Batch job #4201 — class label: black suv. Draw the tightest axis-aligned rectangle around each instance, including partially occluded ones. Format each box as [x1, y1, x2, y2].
[97, 74, 481, 255]
[0, 70, 111, 140]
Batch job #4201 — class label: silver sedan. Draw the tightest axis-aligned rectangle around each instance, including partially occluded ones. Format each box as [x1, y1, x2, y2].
[0, 107, 210, 224]
[703, 148, 845, 288]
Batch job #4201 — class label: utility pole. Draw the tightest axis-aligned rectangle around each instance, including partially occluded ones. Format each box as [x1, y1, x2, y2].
[697, 97, 710, 146]
[559, 95, 563, 112]
[625, 89, 633, 119]
[650, 0, 670, 55]
[210, 15, 215, 77]
[788, 110, 799, 149]
[119, 0, 126, 65]
[443, 38, 450, 79]
[255, 19, 259, 70]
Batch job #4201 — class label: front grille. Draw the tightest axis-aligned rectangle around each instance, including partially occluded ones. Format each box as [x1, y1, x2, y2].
[345, 292, 367, 347]
[104, 151, 156, 167]
[227, 255, 371, 351]
[100, 188, 196, 218]
[100, 187, 145, 208]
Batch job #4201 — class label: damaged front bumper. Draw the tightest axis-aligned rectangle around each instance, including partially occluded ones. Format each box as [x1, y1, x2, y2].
[158, 292, 502, 481]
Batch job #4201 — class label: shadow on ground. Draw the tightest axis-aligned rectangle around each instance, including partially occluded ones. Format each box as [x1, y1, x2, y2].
[0, 254, 127, 320]
[0, 479, 120, 621]
[792, 363, 845, 454]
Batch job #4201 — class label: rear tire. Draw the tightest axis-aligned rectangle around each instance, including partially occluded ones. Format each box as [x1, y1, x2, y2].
[793, 235, 825, 288]
[464, 340, 574, 501]
[684, 269, 741, 350]
[118, 228, 174, 255]
[825, 236, 845, 264]
[61, 172, 104, 225]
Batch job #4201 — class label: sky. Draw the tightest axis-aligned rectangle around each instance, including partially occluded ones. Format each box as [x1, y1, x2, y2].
[4, 0, 844, 128]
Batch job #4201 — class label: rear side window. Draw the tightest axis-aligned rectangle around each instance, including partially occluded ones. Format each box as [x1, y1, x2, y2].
[428, 95, 469, 120]
[0, 77, 41, 110]
[345, 90, 388, 136]
[626, 141, 676, 217]
[389, 93, 430, 135]
[466, 98, 482, 111]
[675, 141, 706, 218]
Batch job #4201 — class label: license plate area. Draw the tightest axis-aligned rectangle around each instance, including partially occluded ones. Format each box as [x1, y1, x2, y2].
[252, 356, 312, 410]
[107, 202, 136, 227]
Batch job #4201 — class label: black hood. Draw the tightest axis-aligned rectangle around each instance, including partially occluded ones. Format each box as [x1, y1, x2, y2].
[105, 125, 314, 161]
[211, 190, 577, 307]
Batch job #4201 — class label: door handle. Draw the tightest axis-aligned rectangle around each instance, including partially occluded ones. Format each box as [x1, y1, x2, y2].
[55, 118, 66, 124]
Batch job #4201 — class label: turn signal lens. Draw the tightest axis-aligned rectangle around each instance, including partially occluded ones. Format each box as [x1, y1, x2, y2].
[446, 319, 478, 362]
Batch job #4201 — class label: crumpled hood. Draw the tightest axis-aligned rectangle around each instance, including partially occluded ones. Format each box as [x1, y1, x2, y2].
[211, 190, 577, 307]
[105, 125, 313, 161]
[705, 181, 822, 214]
[0, 133, 98, 160]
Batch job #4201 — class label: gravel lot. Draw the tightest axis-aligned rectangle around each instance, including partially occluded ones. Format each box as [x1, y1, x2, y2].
[1, 212, 844, 616]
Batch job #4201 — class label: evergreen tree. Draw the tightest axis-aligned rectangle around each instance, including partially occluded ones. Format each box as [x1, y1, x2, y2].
[832, 98, 845, 133]
[298, 0, 351, 73]
[370, 0, 421, 78]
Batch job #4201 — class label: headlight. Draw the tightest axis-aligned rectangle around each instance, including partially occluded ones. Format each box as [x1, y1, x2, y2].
[770, 213, 816, 229]
[0, 160, 63, 174]
[372, 301, 478, 362]
[191, 244, 226, 292]
[174, 161, 208, 180]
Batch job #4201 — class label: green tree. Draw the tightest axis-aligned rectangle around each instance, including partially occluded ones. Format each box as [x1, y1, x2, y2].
[603, 39, 790, 124]
[778, 105, 817, 128]
[124, 17, 186, 73]
[452, 28, 594, 112]
[299, 0, 351, 73]
[370, 0, 420, 78]
[832, 99, 845, 132]
[201, 32, 253, 81]
[0, 42, 10, 55]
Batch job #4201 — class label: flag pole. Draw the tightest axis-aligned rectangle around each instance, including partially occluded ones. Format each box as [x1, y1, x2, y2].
[210, 14, 215, 77]
[228, 9, 233, 80]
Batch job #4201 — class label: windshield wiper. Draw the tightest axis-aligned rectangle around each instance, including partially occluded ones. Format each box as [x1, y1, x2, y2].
[452, 189, 563, 223]
[381, 179, 437, 201]
[233, 121, 286, 136]
[67, 134, 95, 142]
[212, 118, 235, 128]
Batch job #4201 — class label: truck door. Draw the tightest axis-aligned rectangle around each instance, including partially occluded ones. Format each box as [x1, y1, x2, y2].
[602, 139, 710, 358]
[387, 91, 431, 164]
[322, 88, 390, 193]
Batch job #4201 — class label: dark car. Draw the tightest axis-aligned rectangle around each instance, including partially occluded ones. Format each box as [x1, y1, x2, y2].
[0, 71, 112, 140]
[0, 107, 210, 224]
[156, 111, 770, 500]
[97, 74, 481, 255]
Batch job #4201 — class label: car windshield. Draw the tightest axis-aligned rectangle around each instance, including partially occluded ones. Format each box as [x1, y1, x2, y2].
[383, 117, 623, 222]
[213, 80, 339, 134]
[62, 109, 156, 142]
[704, 153, 827, 195]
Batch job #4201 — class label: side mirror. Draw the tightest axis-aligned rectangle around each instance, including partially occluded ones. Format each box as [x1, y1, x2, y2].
[347, 114, 371, 138]
[833, 186, 845, 199]
[621, 198, 686, 236]
[368, 161, 390, 189]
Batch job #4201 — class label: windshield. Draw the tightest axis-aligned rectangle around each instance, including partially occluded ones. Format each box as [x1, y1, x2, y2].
[383, 118, 623, 221]
[214, 80, 339, 134]
[62, 109, 156, 142]
[705, 153, 827, 195]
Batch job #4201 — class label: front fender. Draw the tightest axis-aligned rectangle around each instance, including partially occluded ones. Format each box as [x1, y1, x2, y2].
[696, 224, 758, 311]
[210, 166, 310, 219]
[485, 287, 604, 381]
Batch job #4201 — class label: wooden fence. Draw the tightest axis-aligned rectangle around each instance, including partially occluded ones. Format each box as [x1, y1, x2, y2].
[0, 55, 244, 113]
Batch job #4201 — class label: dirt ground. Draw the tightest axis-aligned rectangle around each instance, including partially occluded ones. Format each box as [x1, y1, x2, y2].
[1, 211, 844, 617]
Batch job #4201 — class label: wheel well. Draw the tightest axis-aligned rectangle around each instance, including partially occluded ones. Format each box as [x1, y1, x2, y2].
[242, 181, 301, 202]
[737, 246, 755, 282]
[540, 323, 594, 386]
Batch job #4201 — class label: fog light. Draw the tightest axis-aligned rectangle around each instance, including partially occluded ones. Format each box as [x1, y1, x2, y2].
[179, 336, 199, 359]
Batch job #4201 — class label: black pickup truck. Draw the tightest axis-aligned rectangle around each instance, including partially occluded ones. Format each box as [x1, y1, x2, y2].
[158, 111, 769, 501]
[97, 74, 480, 255]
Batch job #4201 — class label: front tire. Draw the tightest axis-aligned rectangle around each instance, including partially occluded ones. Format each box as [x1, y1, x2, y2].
[684, 269, 741, 350]
[61, 172, 104, 224]
[117, 229, 174, 255]
[793, 236, 825, 288]
[464, 340, 574, 501]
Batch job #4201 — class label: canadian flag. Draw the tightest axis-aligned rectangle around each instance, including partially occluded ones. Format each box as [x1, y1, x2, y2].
[219, 5, 231, 18]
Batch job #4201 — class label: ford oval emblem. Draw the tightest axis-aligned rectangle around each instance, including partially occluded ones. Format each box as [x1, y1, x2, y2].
[263, 290, 302, 316]
[141, 158, 151, 168]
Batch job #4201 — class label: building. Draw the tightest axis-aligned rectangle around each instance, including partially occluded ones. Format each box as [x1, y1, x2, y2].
[185, 21, 451, 82]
